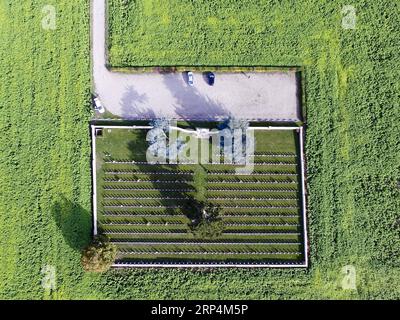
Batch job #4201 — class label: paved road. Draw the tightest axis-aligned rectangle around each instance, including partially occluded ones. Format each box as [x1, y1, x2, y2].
[92, 0, 301, 121]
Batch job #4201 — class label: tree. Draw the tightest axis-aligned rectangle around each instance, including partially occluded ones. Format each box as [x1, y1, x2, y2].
[219, 117, 254, 165]
[149, 117, 170, 133]
[193, 220, 224, 239]
[186, 202, 224, 239]
[81, 235, 117, 272]
[147, 118, 188, 163]
[146, 118, 170, 163]
[227, 117, 249, 132]
[201, 203, 221, 222]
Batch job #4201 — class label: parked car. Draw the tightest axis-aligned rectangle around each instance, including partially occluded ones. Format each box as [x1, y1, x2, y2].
[93, 96, 105, 113]
[187, 71, 194, 86]
[206, 72, 215, 86]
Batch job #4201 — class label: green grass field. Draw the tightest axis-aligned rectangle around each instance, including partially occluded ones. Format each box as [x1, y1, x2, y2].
[95, 127, 305, 265]
[0, 0, 399, 299]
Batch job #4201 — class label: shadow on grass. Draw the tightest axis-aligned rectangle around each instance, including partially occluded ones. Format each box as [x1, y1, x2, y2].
[52, 196, 92, 251]
[126, 129, 149, 161]
[126, 137, 203, 222]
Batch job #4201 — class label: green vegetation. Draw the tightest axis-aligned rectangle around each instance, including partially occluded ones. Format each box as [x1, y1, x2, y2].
[107, 0, 306, 67]
[81, 236, 117, 272]
[107, 0, 400, 298]
[0, 0, 399, 299]
[95, 127, 305, 265]
[190, 203, 224, 240]
[0, 0, 94, 299]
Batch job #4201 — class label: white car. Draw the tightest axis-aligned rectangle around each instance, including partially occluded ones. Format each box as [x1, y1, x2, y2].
[93, 97, 105, 113]
[187, 71, 194, 86]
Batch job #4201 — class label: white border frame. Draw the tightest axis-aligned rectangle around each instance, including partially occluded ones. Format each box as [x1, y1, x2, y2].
[91, 125, 98, 235]
[91, 124, 309, 268]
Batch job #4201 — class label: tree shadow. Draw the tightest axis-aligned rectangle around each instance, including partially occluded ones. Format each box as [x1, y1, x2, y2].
[120, 85, 154, 119]
[125, 136, 200, 221]
[162, 74, 231, 121]
[51, 196, 92, 251]
[126, 129, 149, 161]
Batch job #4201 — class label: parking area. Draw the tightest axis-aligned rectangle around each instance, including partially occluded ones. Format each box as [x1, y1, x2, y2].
[96, 71, 301, 121]
[92, 0, 301, 121]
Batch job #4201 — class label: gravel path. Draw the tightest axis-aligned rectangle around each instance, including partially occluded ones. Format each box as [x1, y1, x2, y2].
[92, 0, 301, 121]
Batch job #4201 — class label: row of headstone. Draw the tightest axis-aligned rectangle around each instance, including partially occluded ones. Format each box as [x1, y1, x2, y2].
[111, 240, 301, 246]
[223, 231, 301, 235]
[103, 210, 185, 218]
[104, 179, 192, 183]
[224, 223, 300, 227]
[103, 225, 184, 230]
[104, 196, 190, 201]
[105, 160, 199, 165]
[251, 162, 297, 166]
[207, 171, 297, 176]
[103, 213, 185, 218]
[118, 251, 301, 255]
[218, 205, 298, 209]
[104, 160, 167, 164]
[104, 170, 193, 175]
[253, 152, 297, 157]
[222, 214, 298, 218]
[208, 180, 297, 184]
[116, 260, 300, 268]
[208, 197, 298, 201]
[103, 205, 183, 209]
[101, 222, 183, 226]
[103, 186, 194, 192]
[173, 161, 297, 166]
[103, 201, 173, 207]
[208, 188, 297, 192]
[104, 231, 186, 235]
[103, 225, 185, 230]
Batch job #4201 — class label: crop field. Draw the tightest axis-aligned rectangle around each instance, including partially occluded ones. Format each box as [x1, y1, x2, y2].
[94, 127, 306, 266]
[108, 0, 308, 67]
[0, 0, 93, 299]
[105, 0, 400, 299]
[1, 0, 399, 299]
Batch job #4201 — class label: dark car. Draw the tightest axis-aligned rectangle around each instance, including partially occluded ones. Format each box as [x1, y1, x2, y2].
[206, 72, 215, 86]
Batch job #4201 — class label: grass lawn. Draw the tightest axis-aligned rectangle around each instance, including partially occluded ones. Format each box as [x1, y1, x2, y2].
[96, 128, 149, 161]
